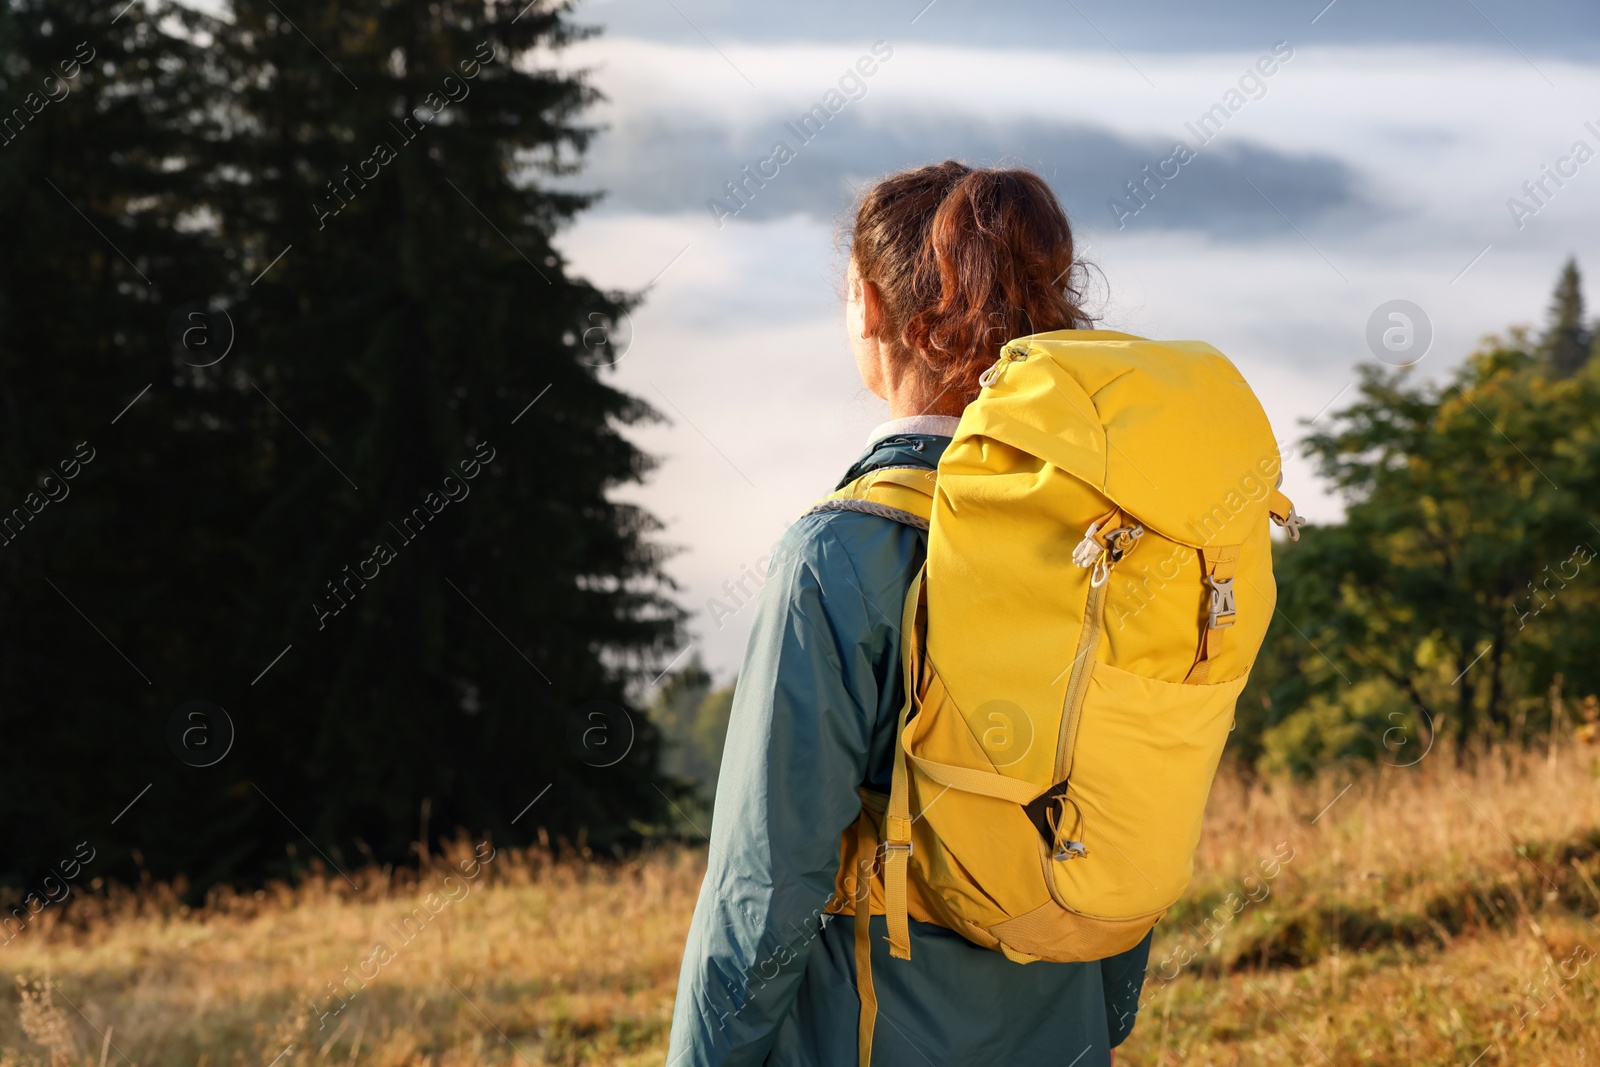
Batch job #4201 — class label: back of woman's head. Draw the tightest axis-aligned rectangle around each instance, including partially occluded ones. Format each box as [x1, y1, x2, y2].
[849, 161, 1091, 405]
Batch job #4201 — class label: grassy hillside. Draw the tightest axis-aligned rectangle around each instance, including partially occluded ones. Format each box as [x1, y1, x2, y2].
[3, 742, 1599, 1065]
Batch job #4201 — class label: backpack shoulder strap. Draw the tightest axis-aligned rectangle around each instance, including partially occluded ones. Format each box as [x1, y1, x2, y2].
[801, 466, 936, 530]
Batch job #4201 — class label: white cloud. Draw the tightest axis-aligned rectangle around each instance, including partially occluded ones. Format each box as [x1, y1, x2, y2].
[554, 38, 1600, 679]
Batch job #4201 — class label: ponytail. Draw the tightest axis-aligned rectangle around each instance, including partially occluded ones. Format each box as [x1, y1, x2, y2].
[850, 163, 1091, 405]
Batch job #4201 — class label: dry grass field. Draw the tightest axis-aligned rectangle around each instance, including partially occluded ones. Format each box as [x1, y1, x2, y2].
[4, 742, 1600, 1066]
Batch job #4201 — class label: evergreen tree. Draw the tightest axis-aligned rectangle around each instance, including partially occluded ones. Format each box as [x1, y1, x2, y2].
[0, 0, 242, 888]
[204, 0, 684, 877]
[0, 0, 683, 891]
[1538, 257, 1592, 377]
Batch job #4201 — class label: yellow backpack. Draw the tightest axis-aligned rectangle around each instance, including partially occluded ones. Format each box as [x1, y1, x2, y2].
[809, 330, 1302, 1064]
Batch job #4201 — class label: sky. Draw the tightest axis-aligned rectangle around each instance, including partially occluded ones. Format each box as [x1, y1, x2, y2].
[172, 0, 1600, 680]
[546, 0, 1600, 680]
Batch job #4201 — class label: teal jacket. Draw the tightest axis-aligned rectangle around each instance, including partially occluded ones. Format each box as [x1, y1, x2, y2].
[668, 429, 1152, 1067]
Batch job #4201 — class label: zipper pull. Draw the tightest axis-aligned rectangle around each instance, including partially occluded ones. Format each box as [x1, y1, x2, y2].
[1072, 519, 1145, 587]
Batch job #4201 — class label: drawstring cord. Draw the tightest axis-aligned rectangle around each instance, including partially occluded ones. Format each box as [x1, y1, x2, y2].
[977, 344, 1031, 388]
[1048, 793, 1089, 861]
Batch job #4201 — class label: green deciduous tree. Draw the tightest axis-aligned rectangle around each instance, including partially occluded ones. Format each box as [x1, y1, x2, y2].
[648, 654, 735, 810]
[1239, 263, 1600, 770]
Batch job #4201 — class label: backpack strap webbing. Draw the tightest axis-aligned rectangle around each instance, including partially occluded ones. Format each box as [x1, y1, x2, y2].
[851, 808, 880, 1065]
[883, 564, 926, 963]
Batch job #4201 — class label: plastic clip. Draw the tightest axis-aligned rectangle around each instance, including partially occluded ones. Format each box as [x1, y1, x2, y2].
[1273, 507, 1306, 542]
[1072, 521, 1105, 569]
[1205, 574, 1237, 629]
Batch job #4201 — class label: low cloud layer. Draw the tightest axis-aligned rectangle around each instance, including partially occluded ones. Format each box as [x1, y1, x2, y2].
[570, 111, 1377, 240]
[547, 32, 1600, 679]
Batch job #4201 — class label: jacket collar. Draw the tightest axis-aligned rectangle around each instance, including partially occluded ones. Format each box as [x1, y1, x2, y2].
[834, 426, 954, 491]
[864, 414, 962, 446]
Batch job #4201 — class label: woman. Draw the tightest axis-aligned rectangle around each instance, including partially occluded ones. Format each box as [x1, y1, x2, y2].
[668, 162, 1150, 1066]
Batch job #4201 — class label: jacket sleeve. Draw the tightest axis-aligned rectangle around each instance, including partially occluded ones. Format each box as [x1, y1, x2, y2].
[1101, 929, 1153, 1048]
[667, 518, 890, 1067]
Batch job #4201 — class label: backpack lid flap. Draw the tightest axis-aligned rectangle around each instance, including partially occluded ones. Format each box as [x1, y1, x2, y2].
[957, 331, 1281, 548]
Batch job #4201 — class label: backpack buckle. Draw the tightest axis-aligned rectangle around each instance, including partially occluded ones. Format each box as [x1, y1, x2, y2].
[1272, 506, 1306, 542]
[1272, 473, 1305, 542]
[882, 841, 913, 858]
[1205, 575, 1236, 629]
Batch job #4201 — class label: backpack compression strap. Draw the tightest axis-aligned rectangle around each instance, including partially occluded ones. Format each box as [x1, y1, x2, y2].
[1183, 484, 1301, 684]
[850, 807, 880, 1066]
[1183, 544, 1240, 685]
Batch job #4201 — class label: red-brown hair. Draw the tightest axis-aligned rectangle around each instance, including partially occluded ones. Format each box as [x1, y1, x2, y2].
[849, 162, 1092, 408]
